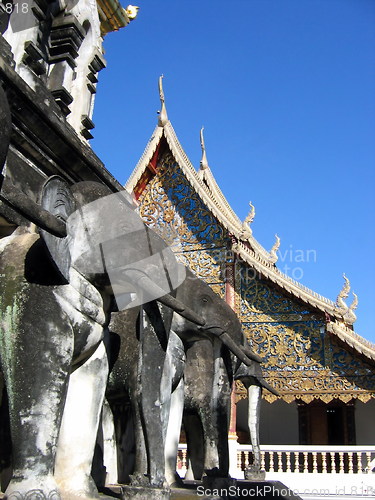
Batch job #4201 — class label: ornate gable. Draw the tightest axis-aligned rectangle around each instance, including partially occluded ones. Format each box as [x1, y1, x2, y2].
[126, 78, 375, 404]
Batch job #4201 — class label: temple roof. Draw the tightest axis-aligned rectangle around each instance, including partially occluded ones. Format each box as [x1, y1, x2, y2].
[125, 78, 375, 363]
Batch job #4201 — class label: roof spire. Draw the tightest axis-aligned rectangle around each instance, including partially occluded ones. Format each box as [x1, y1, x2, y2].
[157, 75, 168, 127]
[269, 234, 280, 264]
[199, 127, 209, 170]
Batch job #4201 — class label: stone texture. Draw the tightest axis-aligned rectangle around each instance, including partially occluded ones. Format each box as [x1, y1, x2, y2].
[121, 485, 171, 500]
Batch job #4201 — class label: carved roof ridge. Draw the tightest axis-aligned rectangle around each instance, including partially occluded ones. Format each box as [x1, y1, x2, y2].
[163, 122, 243, 230]
[125, 125, 164, 193]
[326, 322, 375, 363]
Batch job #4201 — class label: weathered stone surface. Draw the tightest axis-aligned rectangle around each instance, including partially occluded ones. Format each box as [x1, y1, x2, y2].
[121, 485, 171, 500]
[244, 465, 266, 481]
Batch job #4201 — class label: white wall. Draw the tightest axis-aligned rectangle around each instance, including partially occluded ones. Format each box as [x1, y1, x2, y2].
[355, 399, 375, 445]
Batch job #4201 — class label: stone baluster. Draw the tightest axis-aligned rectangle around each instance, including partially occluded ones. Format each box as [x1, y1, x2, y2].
[330, 452, 336, 473]
[277, 451, 282, 472]
[348, 452, 354, 473]
[303, 451, 308, 473]
[339, 452, 344, 473]
[237, 451, 241, 472]
[322, 452, 327, 473]
[312, 452, 318, 473]
[269, 451, 274, 473]
[244, 450, 249, 470]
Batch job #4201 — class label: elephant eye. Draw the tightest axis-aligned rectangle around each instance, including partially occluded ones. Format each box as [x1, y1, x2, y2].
[201, 295, 211, 304]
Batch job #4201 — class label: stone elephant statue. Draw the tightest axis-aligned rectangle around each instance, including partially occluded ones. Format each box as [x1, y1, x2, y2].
[0, 175, 196, 500]
[105, 269, 263, 489]
[182, 340, 278, 482]
[162, 271, 279, 484]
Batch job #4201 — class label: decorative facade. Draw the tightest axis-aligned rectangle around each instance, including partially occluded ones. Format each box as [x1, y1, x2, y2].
[126, 79, 375, 444]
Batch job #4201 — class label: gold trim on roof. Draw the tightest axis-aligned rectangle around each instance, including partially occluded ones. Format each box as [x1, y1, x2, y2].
[97, 0, 131, 35]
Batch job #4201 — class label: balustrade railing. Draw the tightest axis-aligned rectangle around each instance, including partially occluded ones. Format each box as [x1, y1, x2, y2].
[177, 444, 375, 477]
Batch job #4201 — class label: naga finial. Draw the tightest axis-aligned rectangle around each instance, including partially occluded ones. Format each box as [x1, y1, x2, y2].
[335, 273, 353, 319]
[244, 201, 255, 226]
[157, 75, 168, 126]
[336, 273, 350, 306]
[344, 292, 358, 324]
[240, 202, 255, 239]
[269, 234, 280, 264]
[199, 127, 209, 170]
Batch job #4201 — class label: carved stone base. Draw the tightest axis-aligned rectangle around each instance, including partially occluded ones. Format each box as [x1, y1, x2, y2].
[121, 485, 170, 500]
[244, 465, 266, 480]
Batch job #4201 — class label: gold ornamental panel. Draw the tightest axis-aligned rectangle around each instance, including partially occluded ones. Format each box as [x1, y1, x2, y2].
[138, 153, 228, 250]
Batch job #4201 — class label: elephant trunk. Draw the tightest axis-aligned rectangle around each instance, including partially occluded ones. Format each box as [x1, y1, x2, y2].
[0, 180, 67, 237]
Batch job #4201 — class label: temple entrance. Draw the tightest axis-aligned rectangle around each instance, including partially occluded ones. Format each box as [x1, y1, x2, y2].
[298, 400, 356, 445]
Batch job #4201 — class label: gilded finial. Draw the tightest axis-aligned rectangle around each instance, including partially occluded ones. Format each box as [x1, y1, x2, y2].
[125, 5, 139, 20]
[157, 75, 168, 126]
[200, 127, 209, 170]
[269, 234, 280, 264]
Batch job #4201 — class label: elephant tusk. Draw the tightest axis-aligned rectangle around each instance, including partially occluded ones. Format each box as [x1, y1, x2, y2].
[200, 326, 255, 367]
[241, 344, 264, 363]
[0, 181, 67, 237]
[121, 268, 206, 326]
[158, 294, 206, 327]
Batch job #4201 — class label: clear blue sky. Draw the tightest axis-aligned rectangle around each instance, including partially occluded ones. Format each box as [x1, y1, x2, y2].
[92, 0, 375, 343]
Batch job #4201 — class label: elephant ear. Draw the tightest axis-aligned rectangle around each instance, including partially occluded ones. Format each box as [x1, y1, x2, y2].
[40, 176, 76, 281]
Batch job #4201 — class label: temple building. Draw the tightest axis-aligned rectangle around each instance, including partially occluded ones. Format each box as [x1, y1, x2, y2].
[125, 77, 375, 448]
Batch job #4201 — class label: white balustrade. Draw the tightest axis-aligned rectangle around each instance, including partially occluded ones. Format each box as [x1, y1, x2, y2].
[176, 444, 375, 476]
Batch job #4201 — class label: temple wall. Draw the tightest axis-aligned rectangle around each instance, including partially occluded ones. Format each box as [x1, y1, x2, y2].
[236, 399, 299, 445]
[355, 400, 375, 444]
